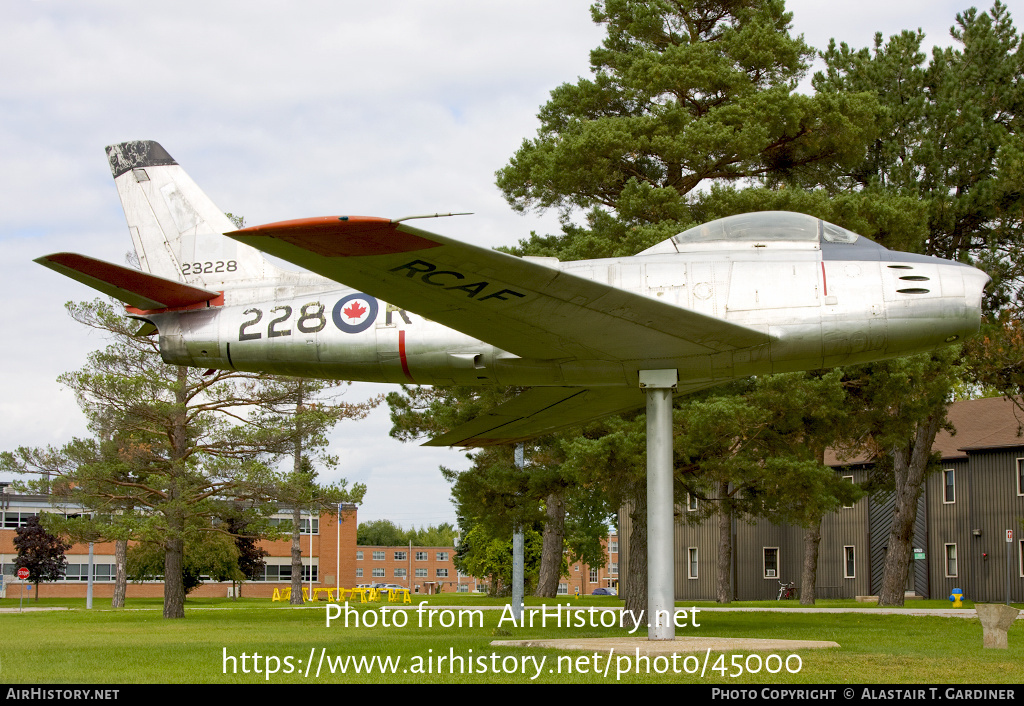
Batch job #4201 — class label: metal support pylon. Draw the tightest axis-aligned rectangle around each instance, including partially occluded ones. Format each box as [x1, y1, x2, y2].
[641, 370, 677, 640]
[512, 441, 525, 622]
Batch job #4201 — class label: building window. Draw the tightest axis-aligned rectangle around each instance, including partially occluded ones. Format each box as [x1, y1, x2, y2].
[436, 569, 448, 578]
[687, 493, 698, 511]
[1017, 458, 1024, 496]
[945, 544, 958, 577]
[63, 563, 116, 582]
[943, 469, 955, 504]
[609, 562, 618, 576]
[763, 548, 779, 579]
[436, 552, 449, 561]
[394, 551, 407, 561]
[457, 583, 468, 593]
[1019, 540, 1023, 578]
[415, 551, 428, 561]
[394, 568, 406, 578]
[2, 512, 38, 529]
[372, 551, 385, 561]
[356, 568, 363, 578]
[557, 583, 568, 595]
[255, 565, 317, 582]
[270, 517, 318, 534]
[688, 547, 698, 580]
[842, 476, 855, 508]
[415, 568, 427, 578]
[372, 568, 385, 578]
[844, 546, 855, 579]
[609, 540, 618, 554]
[356, 551, 363, 561]
[259, 565, 288, 582]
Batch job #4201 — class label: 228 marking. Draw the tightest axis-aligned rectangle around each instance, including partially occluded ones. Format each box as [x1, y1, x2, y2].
[237, 297, 399, 341]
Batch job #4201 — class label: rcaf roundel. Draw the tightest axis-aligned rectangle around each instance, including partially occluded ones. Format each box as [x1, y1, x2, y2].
[332, 293, 378, 334]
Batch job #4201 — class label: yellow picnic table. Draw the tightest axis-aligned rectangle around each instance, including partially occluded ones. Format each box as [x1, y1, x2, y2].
[386, 587, 412, 604]
[346, 587, 380, 603]
[271, 587, 310, 602]
[311, 587, 338, 602]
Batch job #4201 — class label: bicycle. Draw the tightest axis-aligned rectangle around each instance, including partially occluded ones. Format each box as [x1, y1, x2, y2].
[776, 580, 797, 600]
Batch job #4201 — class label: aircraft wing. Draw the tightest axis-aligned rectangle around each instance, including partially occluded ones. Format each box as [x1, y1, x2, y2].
[423, 387, 643, 447]
[423, 381, 721, 447]
[229, 217, 769, 362]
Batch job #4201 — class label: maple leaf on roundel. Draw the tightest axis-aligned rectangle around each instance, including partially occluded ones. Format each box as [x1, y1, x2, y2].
[343, 300, 367, 321]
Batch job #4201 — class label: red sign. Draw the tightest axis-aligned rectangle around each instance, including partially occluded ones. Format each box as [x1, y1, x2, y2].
[17, 567, 29, 580]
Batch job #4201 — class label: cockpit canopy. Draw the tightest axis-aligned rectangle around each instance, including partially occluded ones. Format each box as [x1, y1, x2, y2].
[638, 211, 866, 255]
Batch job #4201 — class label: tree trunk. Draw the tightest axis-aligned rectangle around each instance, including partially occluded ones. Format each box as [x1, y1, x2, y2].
[163, 533, 185, 619]
[289, 383, 305, 605]
[290, 504, 304, 604]
[112, 538, 127, 608]
[716, 483, 733, 604]
[878, 411, 942, 606]
[623, 482, 647, 621]
[163, 365, 188, 619]
[535, 491, 566, 597]
[800, 522, 821, 605]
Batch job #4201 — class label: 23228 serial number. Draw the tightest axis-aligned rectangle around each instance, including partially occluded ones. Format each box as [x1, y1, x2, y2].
[182, 260, 237, 275]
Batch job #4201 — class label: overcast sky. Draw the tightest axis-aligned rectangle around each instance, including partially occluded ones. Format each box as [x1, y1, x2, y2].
[0, 0, 982, 528]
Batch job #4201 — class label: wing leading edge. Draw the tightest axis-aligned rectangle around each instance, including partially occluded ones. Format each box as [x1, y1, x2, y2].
[228, 217, 770, 363]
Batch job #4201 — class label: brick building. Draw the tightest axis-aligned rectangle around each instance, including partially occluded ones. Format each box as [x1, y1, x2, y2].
[0, 493, 358, 600]
[555, 534, 619, 597]
[1, 488, 623, 601]
[355, 545, 467, 594]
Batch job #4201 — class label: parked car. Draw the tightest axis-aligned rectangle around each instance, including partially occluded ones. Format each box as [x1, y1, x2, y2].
[591, 587, 616, 596]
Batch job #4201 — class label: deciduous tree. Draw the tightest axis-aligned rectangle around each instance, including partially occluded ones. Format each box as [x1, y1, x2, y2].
[14, 516, 71, 601]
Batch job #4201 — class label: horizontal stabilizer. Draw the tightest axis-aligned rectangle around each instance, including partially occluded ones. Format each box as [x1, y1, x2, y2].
[35, 253, 221, 311]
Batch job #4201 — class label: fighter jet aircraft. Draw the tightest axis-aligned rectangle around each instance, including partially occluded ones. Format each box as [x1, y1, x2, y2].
[36, 141, 989, 447]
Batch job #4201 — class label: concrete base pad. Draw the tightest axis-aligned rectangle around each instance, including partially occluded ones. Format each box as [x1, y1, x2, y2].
[491, 636, 840, 654]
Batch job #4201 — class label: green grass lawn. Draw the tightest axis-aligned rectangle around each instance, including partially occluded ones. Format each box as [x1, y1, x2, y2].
[1, 596, 1020, 684]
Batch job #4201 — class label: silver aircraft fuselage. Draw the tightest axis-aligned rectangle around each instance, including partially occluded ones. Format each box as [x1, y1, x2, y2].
[151, 213, 987, 392]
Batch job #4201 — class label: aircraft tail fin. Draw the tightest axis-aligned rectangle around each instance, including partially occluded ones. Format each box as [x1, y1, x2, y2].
[105, 140, 288, 288]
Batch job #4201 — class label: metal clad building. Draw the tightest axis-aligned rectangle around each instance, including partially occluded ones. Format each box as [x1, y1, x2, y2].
[620, 397, 1024, 602]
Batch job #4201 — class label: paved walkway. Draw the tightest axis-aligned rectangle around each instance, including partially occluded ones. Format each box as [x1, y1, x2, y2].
[408, 604, 1019, 619]
[487, 604, 1020, 654]
[492, 635, 840, 654]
